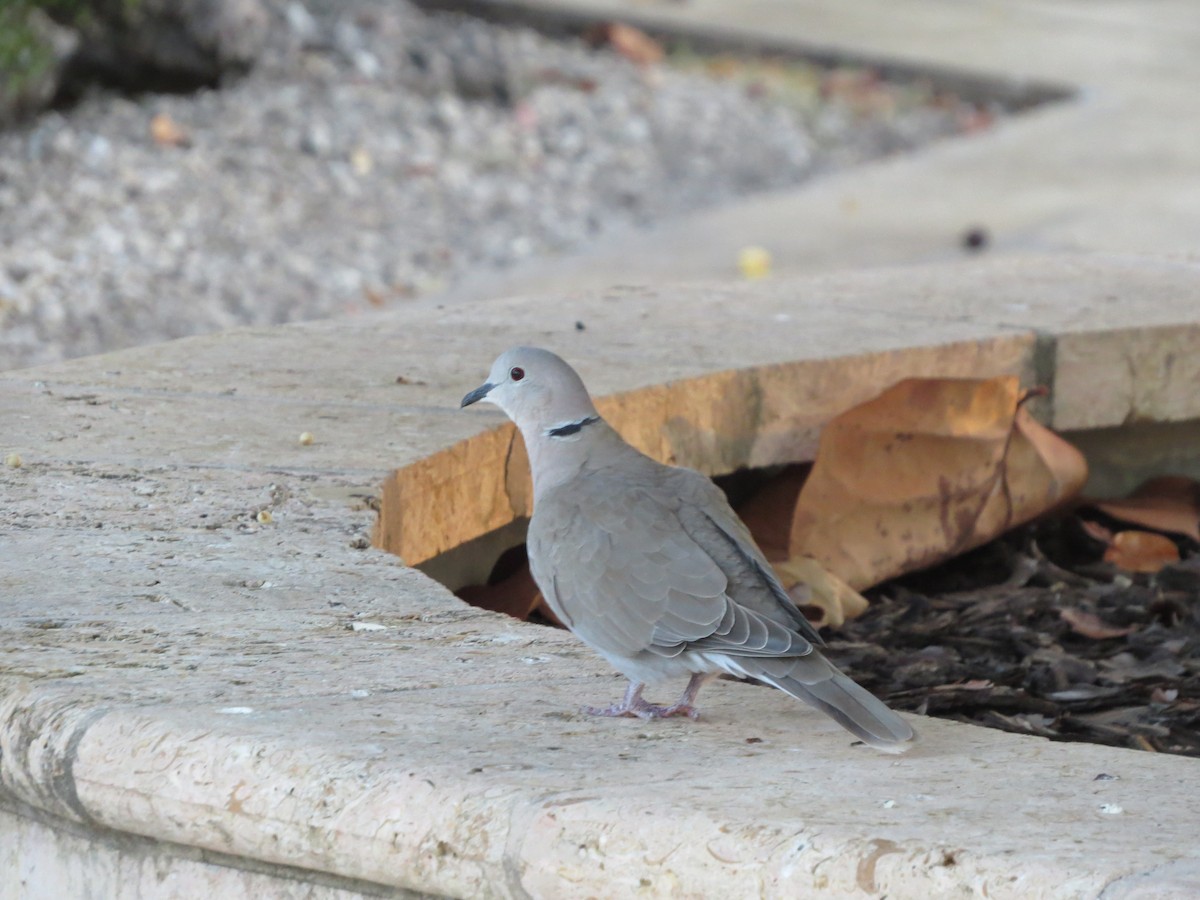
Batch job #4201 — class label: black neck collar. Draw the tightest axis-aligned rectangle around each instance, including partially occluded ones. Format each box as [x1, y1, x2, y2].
[545, 415, 601, 438]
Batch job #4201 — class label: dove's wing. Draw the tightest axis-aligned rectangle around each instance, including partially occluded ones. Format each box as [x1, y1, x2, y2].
[528, 468, 815, 662]
[668, 466, 824, 646]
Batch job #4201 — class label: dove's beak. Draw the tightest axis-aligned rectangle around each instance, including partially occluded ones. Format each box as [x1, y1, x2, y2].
[460, 382, 494, 408]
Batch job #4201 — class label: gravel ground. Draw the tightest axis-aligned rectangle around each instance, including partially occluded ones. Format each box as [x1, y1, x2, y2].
[0, 0, 989, 371]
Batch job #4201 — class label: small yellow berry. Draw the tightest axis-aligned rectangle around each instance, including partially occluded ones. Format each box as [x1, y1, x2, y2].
[4, 452, 21, 468]
[298, 432, 314, 446]
[738, 246, 772, 280]
[256, 510, 273, 524]
[350, 147, 373, 176]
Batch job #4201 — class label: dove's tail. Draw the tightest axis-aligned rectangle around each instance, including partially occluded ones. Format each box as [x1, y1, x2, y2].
[723, 656, 916, 752]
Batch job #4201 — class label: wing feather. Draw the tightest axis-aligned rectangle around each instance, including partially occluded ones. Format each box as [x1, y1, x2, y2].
[528, 468, 821, 664]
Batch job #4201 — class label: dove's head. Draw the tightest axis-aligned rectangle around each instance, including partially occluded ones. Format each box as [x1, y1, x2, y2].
[461, 346, 599, 436]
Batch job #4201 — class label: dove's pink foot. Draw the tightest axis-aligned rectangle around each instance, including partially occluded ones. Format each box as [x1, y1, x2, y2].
[583, 674, 713, 720]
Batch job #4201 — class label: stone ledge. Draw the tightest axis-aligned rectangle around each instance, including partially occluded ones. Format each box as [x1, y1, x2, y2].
[3, 255, 1200, 898]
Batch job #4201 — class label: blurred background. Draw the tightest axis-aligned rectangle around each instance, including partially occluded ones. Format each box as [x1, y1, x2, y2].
[0, 0, 1002, 371]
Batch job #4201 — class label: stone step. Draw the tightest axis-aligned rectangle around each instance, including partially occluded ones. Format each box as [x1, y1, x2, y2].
[3, 256, 1199, 897]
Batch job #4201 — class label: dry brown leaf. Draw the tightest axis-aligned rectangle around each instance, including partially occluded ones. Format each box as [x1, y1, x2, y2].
[734, 464, 809, 562]
[1090, 476, 1200, 542]
[1080, 519, 1115, 545]
[589, 22, 664, 66]
[705, 55, 741, 79]
[150, 112, 190, 147]
[1103, 530, 1180, 573]
[773, 556, 868, 629]
[1059, 607, 1134, 640]
[533, 598, 564, 628]
[787, 376, 1088, 589]
[456, 558, 566, 627]
[456, 564, 541, 620]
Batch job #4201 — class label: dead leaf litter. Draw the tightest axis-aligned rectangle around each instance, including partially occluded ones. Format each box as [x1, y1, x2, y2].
[830, 522, 1200, 756]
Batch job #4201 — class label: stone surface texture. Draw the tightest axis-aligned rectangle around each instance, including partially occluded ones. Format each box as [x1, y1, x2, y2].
[3, 256, 1200, 898]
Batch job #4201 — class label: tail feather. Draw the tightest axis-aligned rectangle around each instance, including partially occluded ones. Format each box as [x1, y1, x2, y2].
[780, 672, 915, 750]
[727, 656, 915, 751]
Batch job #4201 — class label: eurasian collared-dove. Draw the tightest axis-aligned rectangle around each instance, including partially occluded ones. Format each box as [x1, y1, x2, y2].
[462, 347, 915, 751]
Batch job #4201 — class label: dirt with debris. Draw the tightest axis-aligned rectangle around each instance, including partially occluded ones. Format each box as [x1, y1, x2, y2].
[829, 519, 1200, 756]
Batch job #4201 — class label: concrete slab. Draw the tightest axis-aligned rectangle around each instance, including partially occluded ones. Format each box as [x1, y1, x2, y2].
[3, 256, 1200, 897]
[433, 0, 1200, 301]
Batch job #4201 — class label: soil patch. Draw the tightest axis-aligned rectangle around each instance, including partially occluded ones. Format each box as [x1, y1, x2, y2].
[831, 520, 1200, 756]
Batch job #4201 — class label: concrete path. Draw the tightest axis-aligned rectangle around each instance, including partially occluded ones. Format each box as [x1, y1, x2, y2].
[440, 0, 1200, 301]
[3, 256, 1200, 897]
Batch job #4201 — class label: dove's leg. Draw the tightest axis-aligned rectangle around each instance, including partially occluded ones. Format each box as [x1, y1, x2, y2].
[583, 681, 654, 718]
[661, 672, 716, 717]
[583, 674, 714, 720]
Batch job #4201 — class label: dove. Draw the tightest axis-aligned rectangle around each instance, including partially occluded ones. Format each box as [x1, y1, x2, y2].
[461, 346, 914, 751]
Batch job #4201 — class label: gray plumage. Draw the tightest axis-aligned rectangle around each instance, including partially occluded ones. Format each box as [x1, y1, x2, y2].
[461, 346, 914, 751]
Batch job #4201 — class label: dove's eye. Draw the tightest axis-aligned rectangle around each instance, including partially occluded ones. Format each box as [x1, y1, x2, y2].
[510, 367, 525, 382]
